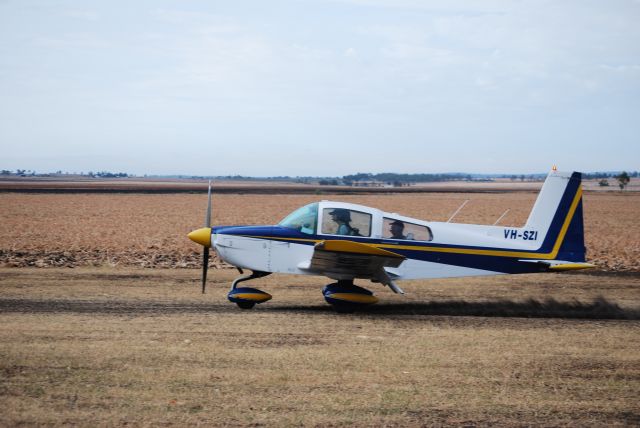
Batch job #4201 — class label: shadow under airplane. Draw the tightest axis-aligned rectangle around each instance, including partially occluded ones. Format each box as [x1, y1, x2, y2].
[1, 297, 638, 320]
[273, 297, 640, 320]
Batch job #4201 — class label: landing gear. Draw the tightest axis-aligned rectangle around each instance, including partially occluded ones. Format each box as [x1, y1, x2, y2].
[235, 301, 256, 310]
[322, 280, 379, 313]
[227, 270, 272, 310]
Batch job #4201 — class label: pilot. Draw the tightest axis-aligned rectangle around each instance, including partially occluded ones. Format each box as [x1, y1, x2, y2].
[389, 220, 407, 240]
[329, 209, 358, 236]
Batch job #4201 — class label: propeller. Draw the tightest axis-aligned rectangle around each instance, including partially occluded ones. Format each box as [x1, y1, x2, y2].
[201, 180, 212, 293]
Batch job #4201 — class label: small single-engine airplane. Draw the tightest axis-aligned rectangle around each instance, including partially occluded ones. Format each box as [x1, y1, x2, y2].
[188, 168, 593, 312]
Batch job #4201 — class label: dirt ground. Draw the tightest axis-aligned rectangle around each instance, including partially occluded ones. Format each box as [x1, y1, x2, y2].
[1, 268, 639, 426]
[1, 190, 639, 270]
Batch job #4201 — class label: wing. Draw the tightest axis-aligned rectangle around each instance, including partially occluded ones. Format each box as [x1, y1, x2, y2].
[298, 240, 406, 293]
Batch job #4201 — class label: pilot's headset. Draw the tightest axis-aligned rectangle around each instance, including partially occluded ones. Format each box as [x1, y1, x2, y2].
[332, 209, 351, 223]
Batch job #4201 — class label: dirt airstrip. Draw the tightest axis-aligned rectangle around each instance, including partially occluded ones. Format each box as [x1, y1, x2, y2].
[1, 268, 639, 426]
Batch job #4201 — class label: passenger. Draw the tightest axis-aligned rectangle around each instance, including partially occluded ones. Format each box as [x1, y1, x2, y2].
[389, 220, 407, 240]
[329, 209, 359, 236]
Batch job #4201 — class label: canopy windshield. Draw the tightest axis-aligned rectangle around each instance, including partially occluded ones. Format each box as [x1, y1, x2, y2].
[278, 203, 319, 234]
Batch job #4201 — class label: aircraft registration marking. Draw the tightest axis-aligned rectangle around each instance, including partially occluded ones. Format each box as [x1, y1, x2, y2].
[504, 229, 539, 240]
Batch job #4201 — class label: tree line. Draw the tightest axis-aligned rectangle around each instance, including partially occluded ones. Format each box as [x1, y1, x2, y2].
[0, 169, 129, 178]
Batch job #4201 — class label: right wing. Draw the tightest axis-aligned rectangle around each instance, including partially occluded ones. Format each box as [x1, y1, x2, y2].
[298, 240, 406, 293]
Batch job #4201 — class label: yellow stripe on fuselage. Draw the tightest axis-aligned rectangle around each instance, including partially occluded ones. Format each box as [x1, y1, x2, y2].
[241, 186, 583, 260]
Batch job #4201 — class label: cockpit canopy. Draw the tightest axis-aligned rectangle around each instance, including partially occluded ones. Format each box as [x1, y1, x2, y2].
[278, 203, 318, 234]
[279, 201, 432, 241]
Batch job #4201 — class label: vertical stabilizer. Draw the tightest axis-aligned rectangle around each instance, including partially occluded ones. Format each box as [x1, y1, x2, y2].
[525, 170, 586, 261]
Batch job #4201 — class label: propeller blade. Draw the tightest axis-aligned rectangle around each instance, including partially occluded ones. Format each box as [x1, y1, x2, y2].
[205, 180, 212, 228]
[202, 246, 210, 294]
[202, 180, 212, 294]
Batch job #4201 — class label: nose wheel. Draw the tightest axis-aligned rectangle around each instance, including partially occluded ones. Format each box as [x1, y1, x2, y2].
[227, 270, 272, 309]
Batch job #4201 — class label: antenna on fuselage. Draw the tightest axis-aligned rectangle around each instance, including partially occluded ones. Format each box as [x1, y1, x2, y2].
[493, 209, 510, 226]
[447, 199, 469, 223]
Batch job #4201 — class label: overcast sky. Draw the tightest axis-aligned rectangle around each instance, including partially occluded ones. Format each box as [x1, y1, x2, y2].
[1, 0, 639, 176]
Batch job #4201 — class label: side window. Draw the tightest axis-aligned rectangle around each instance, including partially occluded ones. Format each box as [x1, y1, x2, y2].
[383, 218, 433, 241]
[321, 208, 372, 237]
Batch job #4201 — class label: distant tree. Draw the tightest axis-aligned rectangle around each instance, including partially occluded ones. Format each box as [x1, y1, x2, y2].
[617, 171, 630, 190]
[1, 170, 11, 175]
[519, 175, 525, 181]
[598, 179, 609, 187]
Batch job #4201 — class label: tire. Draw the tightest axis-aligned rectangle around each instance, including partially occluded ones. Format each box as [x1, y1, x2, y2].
[236, 301, 256, 310]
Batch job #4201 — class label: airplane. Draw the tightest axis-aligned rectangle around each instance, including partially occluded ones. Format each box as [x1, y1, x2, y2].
[188, 168, 593, 312]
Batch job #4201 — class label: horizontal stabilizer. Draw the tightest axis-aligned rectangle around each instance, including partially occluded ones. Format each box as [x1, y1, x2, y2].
[548, 263, 595, 271]
[519, 259, 595, 271]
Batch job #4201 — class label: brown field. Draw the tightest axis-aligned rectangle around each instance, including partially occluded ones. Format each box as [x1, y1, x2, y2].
[1, 267, 639, 426]
[1, 191, 639, 271]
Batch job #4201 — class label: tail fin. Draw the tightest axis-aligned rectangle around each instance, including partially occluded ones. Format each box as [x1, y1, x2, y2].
[525, 170, 586, 262]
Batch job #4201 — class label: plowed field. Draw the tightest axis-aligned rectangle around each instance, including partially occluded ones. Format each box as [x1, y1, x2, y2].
[1, 192, 638, 270]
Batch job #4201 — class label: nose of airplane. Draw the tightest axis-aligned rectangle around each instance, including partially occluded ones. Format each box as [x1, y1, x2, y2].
[188, 227, 212, 247]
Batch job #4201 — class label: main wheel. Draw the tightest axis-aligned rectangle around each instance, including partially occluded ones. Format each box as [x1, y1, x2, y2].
[236, 301, 256, 310]
[322, 281, 378, 312]
[228, 287, 271, 310]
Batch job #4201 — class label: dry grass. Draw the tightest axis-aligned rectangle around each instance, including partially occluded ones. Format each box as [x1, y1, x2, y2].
[1, 268, 639, 426]
[1, 191, 639, 270]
